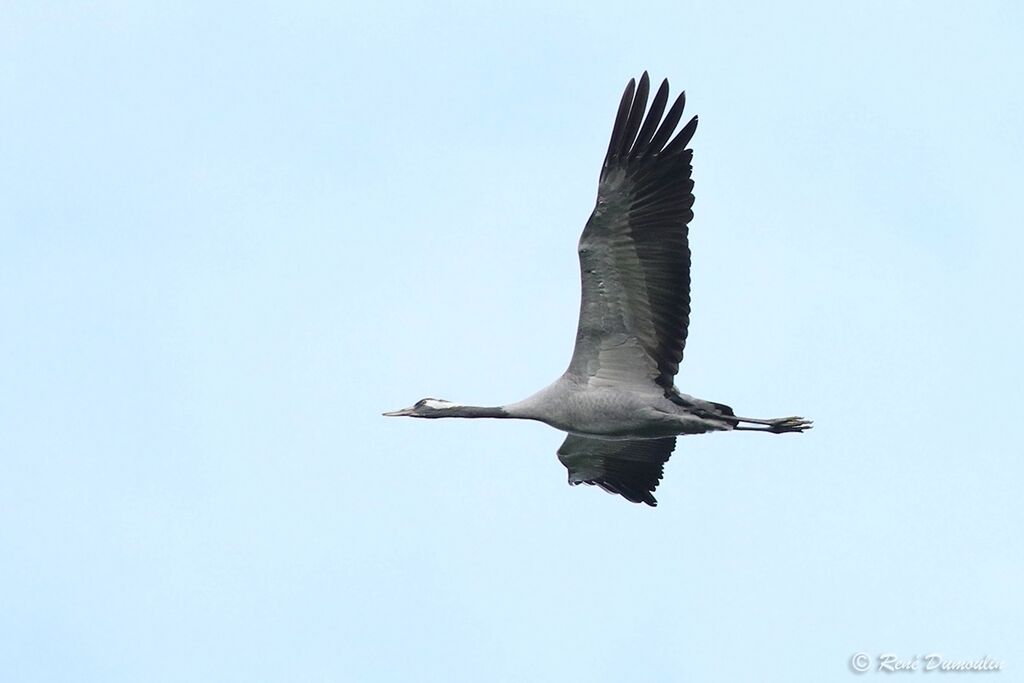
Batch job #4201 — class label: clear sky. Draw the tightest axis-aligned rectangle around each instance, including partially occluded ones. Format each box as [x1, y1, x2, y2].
[2, 2, 1022, 681]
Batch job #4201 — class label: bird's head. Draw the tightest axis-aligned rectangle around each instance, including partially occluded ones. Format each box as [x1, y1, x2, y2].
[382, 398, 458, 418]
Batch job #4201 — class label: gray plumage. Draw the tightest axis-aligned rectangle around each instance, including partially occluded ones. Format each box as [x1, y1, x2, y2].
[384, 73, 811, 506]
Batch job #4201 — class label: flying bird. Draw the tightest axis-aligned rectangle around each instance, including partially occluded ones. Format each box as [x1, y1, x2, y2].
[385, 73, 811, 506]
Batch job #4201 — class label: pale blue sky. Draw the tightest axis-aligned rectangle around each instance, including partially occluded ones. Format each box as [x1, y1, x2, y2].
[2, 2, 1022, 681]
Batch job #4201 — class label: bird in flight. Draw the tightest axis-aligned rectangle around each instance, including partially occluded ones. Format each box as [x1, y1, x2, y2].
[385, 73, 811, 506]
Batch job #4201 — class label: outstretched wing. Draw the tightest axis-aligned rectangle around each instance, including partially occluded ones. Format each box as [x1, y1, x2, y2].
[557, 434, 678, 506]
[567, 72, 697, 392]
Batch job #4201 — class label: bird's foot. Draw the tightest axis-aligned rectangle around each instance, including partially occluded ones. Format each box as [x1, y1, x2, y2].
[769, 416, 813, 433]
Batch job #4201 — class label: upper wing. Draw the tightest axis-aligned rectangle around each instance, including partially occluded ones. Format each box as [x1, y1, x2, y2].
[557, 434, 678, 507]
[567, 73, 697, 392]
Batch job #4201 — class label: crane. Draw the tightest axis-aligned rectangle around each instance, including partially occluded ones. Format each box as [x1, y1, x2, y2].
[385, 73, 811, 505]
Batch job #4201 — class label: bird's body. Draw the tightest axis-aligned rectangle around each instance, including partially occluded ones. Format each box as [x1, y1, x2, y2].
[503, 381, 732, 440]
[385, 73, 811, 506]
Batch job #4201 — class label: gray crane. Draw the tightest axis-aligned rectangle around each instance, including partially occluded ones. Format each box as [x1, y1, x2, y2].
[385, 73, 811, 506]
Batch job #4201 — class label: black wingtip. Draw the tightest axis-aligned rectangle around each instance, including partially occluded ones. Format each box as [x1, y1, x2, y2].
[604, 78, 637, 165]
[662, 114, 699, 156]
[639, 492, 658, 507]
[631, 79, 671, 158]
[604, 74, 700, 168]
[615, 73, 650, 159]
[644, 90, 687, 156]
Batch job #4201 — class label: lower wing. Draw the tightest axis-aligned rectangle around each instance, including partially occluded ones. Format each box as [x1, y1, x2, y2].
[557, 434, 677, 506]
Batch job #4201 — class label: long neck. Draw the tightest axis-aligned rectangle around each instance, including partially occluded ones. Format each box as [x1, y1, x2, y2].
[438, 405, 510, 419]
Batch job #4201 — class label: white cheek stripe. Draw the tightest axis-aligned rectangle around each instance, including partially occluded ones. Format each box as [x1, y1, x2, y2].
[423, 399, 455, 410]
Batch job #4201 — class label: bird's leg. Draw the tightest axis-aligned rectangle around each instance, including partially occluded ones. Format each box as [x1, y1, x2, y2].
[732, 415, 813, 433]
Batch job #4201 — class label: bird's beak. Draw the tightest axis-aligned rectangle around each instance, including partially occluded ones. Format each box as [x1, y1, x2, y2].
[382, 406, 415, 417]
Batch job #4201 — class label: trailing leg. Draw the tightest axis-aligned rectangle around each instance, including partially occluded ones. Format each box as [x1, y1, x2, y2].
[732, 415, 813, 433]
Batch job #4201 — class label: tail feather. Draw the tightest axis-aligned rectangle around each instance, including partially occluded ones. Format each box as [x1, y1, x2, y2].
[664, 389, 739, 428]
[709, 401, 738, 428]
